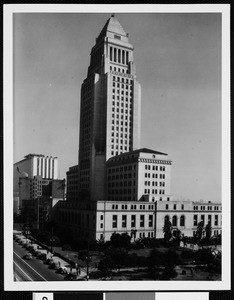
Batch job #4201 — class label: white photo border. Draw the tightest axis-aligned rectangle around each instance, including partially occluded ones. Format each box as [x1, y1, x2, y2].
[4, 3, 230, 291]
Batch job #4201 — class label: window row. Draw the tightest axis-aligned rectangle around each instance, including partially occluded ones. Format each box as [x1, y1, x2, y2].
[164, 215, 185, 227]
[111, 115, 131, 121]
[113, 82, 132, 90]
[112, 75, 133, 85]
[110, 204, 155, 211]
[110, 47, 129, 65]
[165, 204, 184, 210]
[145, 165, 165, 171]
[112, 214, 153, 228]
[145, 181, 165, 187]
[144, 189, 165, 194]
[193, 205, 220, 211]
[193, 214, 219, 226]
[145, 173, 165, 179]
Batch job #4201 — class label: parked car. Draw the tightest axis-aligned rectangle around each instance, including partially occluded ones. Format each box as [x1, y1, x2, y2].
[23, 253, 33, 260]
[64, 273, 76, 280]
[49, 262, 60, 270]
[45, 258, 54, 265]
[58, 266, 68, 274]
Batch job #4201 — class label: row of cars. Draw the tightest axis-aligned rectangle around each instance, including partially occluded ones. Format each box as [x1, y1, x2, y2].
[13, 232, 78, 280]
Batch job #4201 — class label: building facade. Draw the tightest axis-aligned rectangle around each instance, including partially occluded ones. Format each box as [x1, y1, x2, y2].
[66, 165, 79, 202]
[106, 148, 172, 202]
[78, 15, 141, 202]
[18, 175, 65, 226]
[14, 154, 59, 215]
[56, 199, 221, 242]
[14, 154, 59, 193]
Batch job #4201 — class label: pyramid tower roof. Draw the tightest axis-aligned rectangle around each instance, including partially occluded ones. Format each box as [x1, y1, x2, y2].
[97, 14, 128, 41]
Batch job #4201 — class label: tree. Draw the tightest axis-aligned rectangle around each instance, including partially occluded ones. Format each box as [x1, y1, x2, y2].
[163, 219, 172, 245]
[110, 232, 131, 249]
[205, 223, 212, 240]
[110, 232, 121, 247]
[148, 249, 164, 279]
[194, 248, 215, 265]
[161, 249, 180, 280]
[111, 248, 128, 271]
[196, 221, 204, 245]
[98, 257, 114, 278]
[131, 229, 137, 242]
[173, 229, 182, 247]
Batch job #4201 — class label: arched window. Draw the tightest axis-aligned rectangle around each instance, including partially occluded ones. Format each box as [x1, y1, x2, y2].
[164, 215, 170, 225]
[172, 215, 177, 227]
[180, 215, 185, 227]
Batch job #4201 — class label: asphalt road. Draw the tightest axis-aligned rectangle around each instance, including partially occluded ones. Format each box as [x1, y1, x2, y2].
[13, 241, 65, 281]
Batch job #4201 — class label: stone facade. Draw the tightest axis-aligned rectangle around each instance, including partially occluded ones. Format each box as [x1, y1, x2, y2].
[78, 15, 141, 202]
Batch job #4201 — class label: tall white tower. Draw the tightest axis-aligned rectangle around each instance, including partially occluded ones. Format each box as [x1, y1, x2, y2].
[78, 15, 141, 201]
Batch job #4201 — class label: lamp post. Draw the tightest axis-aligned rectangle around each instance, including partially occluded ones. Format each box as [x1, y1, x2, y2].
[50, 227, 55, 254]
[85, 252, 92, 281]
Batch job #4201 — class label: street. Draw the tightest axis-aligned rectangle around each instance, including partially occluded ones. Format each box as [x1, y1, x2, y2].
[13, 241, 65, 281]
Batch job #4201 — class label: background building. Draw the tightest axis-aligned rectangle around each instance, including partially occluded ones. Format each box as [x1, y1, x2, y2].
[14, 153, 58, 193]
[18, 175, 65, 227]
[13, 154, 60, 215]
[66, 165, 79, 202]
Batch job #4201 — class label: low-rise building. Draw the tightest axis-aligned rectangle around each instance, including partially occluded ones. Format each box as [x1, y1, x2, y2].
[55, 198, 221, 242]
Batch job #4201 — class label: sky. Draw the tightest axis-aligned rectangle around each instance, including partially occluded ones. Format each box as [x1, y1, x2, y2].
[13, 11, 222, 203]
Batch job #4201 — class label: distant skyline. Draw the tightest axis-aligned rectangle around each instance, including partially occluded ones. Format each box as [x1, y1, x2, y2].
[13, 12, 222, 203]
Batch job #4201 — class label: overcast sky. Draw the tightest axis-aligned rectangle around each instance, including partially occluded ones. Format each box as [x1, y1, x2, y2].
[13, 12, 222, 203]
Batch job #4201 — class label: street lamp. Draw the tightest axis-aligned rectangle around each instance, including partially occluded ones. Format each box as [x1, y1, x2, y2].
[85, 253, 92, 281]
[50, 227, 55, 254]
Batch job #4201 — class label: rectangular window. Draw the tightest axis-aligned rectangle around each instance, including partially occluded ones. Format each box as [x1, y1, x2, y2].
[112, 215, 118, 228]
[149, 215, 153, 227]
[193, 215, 198, 226]
[201, 215, 205, 225]
[140, 215, 145, 227]
[122, 215, 127, 228]
[215, 215, 218, 226]
[166, 204, 169, 210]
[208, 214, 212, 225]
[131, 215, 136, 227]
